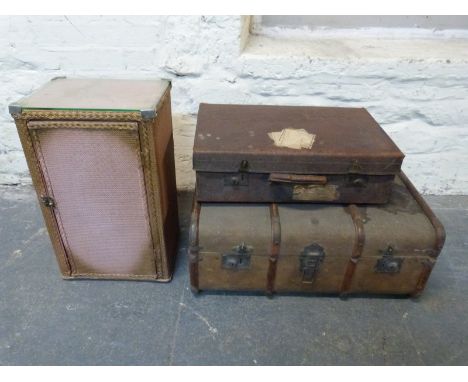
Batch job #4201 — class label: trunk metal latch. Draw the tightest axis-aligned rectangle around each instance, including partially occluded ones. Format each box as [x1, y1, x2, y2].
[222, 242, 252, 270]
[299, 243, 325, 283]
[375, 245, 404, 273]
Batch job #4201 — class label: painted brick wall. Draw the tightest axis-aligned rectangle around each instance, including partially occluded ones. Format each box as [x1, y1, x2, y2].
[1, 16, 467, 194]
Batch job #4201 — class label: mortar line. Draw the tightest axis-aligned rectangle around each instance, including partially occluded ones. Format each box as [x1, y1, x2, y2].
[168, 281, 186, 365]
[396, 302, 427, 366]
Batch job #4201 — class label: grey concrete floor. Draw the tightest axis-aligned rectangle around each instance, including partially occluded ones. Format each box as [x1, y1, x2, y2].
[0, 186, 467, 365]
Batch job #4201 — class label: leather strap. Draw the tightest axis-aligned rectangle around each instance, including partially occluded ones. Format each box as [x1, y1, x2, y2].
[266, 203, 281, 296]
[340, 204, 365, 296]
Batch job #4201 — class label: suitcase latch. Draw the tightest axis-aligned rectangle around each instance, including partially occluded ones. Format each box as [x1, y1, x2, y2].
[375, 245, 404, 273]
[224, 173, 249, 187]
[239, 160, 249, 172]
[299, 243, 325, 283]
[222, 242, 252, 270]
[347, 174, 368, 188]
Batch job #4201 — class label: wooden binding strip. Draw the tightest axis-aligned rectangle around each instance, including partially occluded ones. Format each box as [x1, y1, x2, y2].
[340, 204, 365, 296]
[266, 203, 281, 296]
[188, 198, 201, 293]
[398, 172, 446, 297]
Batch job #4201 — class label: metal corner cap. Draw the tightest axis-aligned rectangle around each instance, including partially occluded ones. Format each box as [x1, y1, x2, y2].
[140, 108, 157, 120]
[8, 103, 22, 115]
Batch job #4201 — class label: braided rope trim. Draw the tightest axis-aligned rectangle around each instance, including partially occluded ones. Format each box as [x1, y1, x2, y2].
[28, 120, 139, 131]
[139, 119, 166, 278]
[15, 109, 143, 121]
[65, 272, 166, 279]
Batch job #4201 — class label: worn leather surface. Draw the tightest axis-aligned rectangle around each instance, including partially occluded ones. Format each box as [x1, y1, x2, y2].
[194, 103, 403, 203]
[193, 103, 404, 174]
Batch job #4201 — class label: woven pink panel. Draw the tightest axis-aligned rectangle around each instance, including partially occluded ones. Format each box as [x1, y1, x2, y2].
[32, 126, 155, 276]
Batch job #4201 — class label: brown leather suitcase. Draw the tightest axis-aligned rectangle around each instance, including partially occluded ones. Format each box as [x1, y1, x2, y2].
[9, 77, 178, 281]
[193, 103, 404, 204]
[189, 172, 445, 297]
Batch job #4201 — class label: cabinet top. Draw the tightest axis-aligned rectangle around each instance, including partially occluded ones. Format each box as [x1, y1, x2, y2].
[9, 77, 170, 117]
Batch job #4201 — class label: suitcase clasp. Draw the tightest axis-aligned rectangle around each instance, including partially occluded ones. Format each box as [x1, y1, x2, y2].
[224, 173, 249, 187]
[299, 243, 325, 283]
[347, 174, 368, 188]
[222, 242, 252, 270]
[239, 160, 249, 172]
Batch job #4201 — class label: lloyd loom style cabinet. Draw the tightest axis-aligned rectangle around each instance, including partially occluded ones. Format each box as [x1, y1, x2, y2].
[9, 78, 178, 281]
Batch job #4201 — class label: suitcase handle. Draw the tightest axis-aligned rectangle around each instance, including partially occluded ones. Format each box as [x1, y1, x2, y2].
[269, 173, 327, 185]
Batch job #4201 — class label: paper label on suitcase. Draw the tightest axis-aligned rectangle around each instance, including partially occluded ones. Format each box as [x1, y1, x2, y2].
[292, 184, 339, 201]
[268, 128, 316, 150]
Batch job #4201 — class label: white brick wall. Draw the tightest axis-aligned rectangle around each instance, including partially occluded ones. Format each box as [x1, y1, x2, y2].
[1, 15, 467, 194]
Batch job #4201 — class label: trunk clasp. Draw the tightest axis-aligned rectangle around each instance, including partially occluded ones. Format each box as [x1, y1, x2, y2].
[299, 243, 325, 283]
[375, 245, 404, 273]
[222, 242, 252, 270]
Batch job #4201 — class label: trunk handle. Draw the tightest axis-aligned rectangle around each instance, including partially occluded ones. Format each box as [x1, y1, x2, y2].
[268, 173, 327, 185]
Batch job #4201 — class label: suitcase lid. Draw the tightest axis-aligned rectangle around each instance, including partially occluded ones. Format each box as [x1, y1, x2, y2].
[193, 103, 404, 175]
[9, 77, 170, 119]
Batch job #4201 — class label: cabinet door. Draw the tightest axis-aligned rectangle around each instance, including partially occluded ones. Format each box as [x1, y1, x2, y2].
[28, 120, 156, 277]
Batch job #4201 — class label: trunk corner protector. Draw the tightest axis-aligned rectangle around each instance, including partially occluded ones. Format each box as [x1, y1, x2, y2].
[9, 103, 22, 116]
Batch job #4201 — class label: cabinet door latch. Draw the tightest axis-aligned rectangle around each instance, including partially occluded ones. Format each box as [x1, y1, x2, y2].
[41, 195, 56, 208]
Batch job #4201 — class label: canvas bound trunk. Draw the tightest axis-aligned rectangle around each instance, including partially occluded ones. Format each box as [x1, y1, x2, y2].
[9, 77, 179, 281]
[189, 173, 445, 297]
[193, 103, 404, 204]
